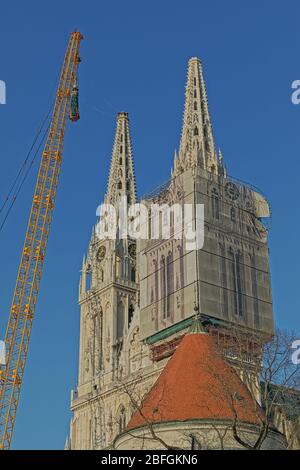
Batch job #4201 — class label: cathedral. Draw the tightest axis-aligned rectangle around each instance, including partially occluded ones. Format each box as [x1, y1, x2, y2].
[67, 58, 287, 450]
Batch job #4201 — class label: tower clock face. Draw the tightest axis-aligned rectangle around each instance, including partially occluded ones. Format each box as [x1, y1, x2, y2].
[128, 244, 136, 259]
[225, 182, 239, 201]
[97, 246, 106, 263]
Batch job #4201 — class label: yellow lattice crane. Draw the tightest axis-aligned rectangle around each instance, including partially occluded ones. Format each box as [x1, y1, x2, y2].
[0, 30, 83, 449]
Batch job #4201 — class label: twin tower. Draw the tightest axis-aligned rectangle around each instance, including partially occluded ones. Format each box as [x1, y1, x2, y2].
[68, 58, 274, 450]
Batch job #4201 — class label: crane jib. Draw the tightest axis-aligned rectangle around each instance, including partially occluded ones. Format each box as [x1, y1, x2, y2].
[0, 31, 83, 450]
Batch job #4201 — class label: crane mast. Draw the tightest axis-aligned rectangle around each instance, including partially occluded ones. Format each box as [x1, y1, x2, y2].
[0, 31, 83, 449]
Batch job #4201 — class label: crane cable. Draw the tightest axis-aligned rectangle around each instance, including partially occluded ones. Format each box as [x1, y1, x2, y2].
[0, 109, 52, 234]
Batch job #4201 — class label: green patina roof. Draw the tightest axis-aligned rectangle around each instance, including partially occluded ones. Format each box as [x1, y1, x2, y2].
[146, 313, 219, 345]
[146, 317, 193, 345]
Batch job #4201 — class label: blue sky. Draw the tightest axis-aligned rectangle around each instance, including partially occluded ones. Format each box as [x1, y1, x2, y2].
[0, 0, 299, 449]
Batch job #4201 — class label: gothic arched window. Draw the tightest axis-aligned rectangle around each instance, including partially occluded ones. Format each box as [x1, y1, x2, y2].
[160, 256, 166, 318]
[191, 434, 201, 450]
[231, 207, 236, 222]
[117, 302, 125, 339]
[166, 252, 173, 319]
[116, 254, 121, 277]
[148, 212, 152, 239]
[86, 265, 92, 291]
[117, 181, 122, 189]
[211, 188, 220, 220]
[194, 127, 199, 136]
[118, 406, 126, 434]
[130, 266, 136, 282]
[128, 304, 134, 326]
[229, 248, 244, 318]
[194, 101, 197, 110]
[219, 243, 228, 318]
[229, 248, 238, 316]
[235, 251, 243, 317]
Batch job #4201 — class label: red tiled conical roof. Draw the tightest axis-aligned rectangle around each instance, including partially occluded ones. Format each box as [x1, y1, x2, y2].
[127, 324, 263, 430]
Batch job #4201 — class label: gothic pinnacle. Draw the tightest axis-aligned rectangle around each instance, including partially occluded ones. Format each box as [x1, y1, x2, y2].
[175, 57, 218, 175]
[105, 112, 137, 206]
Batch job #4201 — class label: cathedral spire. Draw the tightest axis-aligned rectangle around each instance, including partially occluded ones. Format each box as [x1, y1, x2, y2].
[175, 57, 218, 175]
[105, 112, 137, 205]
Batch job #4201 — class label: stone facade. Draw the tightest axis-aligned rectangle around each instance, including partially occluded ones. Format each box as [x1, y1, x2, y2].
[114, 421, 286, 450]
[68, 58, 274, 450]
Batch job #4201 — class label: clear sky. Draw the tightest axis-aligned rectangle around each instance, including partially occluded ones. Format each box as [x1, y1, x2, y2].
[0, 0, 299, 449]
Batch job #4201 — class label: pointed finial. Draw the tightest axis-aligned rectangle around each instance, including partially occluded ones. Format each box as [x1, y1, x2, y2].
[172, 149, 179, 175]
[188, 284, 206, 334]
[188, 302, 206, 334]
[193, 300, 200, 319]
[91, 225, 95, 241]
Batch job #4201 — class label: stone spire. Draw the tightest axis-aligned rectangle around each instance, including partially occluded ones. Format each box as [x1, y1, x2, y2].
[174, 57, 218, 175]
[105, 112, 137, 205]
